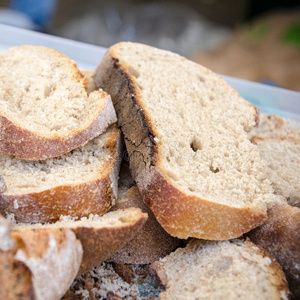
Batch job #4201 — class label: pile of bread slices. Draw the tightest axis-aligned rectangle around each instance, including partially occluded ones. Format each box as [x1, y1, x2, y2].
[0, 43, 299, 300]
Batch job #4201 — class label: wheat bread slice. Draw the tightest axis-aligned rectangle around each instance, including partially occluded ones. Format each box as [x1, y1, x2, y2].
[94, 42, 273, 240]
[0, 124, 122, 223]
[14, 208, 148, 276]
[106, 161, 182, 264]
[151, 238, 289, 300]
[252, 136, 300, 207]
[0, 215, 83, 300]
[248, 197, 300, 299]
[0, 45, 117, 160]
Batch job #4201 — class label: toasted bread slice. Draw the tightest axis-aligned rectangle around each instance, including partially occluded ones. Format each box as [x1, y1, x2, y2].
[0, 124, 122, 223]
[0, 46, 117, 160]
[94, 42, 273, 239]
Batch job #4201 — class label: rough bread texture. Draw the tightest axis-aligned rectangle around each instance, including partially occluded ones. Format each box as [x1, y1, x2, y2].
[80, 70, 97, 93]
[0, 172, 6, 193]
[151, 238, 289, 300]
[0, 45, 117, 160]
[16, 208, 148, 275]
[248, 197, 300, 299]
[107, 185, 182, 264]
[249, 114, 300, 140]
[252, 136, 300, 207]
[94, 42, 273, 239]
[0, 215, 83, 300]
[0, 124, 122, 223]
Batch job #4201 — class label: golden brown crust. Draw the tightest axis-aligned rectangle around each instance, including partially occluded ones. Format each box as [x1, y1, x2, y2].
[0, 127, 121, 223]
[74, 208, 148, 274]
[0, 90, 116, 160]
[248, 198, 300, 299]
[139, 167, 267, 239]
[94, 44, 267, 240]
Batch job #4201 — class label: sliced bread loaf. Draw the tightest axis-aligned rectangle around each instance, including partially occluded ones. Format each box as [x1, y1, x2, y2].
[0, 215, 83, 300]
[15, 207, 148, 275]
[106, 161, 182, 264]
[107, 185, 182, 264]
[151, 238, 289, 300]
[0, 45, 117, 160]
[0, 124, 122, 223]
[94, 42, 273, 239]
[252, 136, 300, 207]
[248, 197, 300, 299]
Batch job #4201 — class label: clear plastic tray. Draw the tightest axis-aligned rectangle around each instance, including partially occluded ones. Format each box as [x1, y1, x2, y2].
[0, 23, 299, 119]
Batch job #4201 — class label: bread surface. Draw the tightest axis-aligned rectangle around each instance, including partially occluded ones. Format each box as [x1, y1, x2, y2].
[16, 208, 148, 275]
[94, 42, 274, 239]
[0, 216, 83, 300]
[151, 238, 289, 300]
[0, 46, 117, 160]
[0, 124, 122, 223]
[248, 197, 300, 299]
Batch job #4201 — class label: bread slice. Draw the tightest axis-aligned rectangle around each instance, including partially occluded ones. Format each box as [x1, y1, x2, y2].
[151, 238, 289, 300]
[252, 136, 300, 207]
[0, 124, 122, 223]
[94, 42, 273, 239]
[15, 207, 148, 275]
[107, 184, 182, 264]
[0, 215, 83, 300]
[0, 45, 117, 160]
[248, 197, 300, 299]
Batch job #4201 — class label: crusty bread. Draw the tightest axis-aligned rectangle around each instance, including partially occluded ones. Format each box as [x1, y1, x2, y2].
[249, 114, 300, 140]
[0, 124, 122, 223]
[0, 215, 83, 300]
[248, 197, 300, 299]
[107, 186, 182, 264]
[94, 42, 274, 240]
[151, 238, 289, 300]
[16, 208, 148, 275]
[0, 45, 117, 160]
[252, 136, 300, 207]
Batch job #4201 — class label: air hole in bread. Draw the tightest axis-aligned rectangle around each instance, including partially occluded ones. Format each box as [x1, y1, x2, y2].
[190, 138, 202, 152]
[209, 166, 220, 173]
[198, 75, 206, 82]
[128, 66, 140, 79]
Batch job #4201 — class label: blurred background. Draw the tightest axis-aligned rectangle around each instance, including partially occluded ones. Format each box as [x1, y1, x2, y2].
[0, 0, 299, 91]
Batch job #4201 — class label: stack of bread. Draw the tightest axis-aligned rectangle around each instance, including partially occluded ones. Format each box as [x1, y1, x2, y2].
[0, 42, 298, 300]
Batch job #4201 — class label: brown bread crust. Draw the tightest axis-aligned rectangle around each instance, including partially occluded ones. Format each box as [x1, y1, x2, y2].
[0, 126, 122, 223]
[94, 44, 267, 240]
[0, 90, 116, 160]
[248, 198, 300, 299]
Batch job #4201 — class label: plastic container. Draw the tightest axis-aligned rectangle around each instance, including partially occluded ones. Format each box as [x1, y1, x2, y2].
[0, 23, 299, 119]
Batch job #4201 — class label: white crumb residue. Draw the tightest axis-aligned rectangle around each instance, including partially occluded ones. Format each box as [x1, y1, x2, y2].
[5, 213, 17, 225]
[0, 220, 15, 251]
[15, 229, 83, 300]
[13, 199, 19, 209]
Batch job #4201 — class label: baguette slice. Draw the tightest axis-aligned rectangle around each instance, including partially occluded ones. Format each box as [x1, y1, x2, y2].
[248, 197, 300, 299]
[0, 215, 83, 300]
[0, 45, 117, 160]
[151, 238, 289, 300]
[0, 124, 122, 223]
[252, 136, 300, 207]
[94, 42, 273, 239]
[14, 207, 148, 275]
[107, 185, 182, 264]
